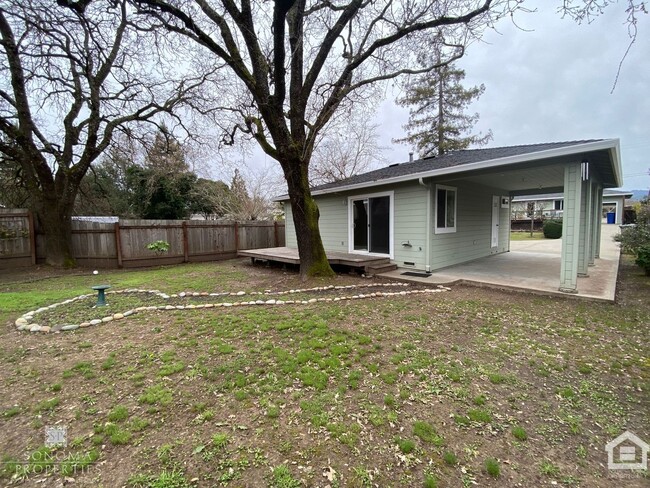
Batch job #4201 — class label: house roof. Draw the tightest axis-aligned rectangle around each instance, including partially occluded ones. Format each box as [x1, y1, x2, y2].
[512, 189, 634, 202]
[275, 139, 622, 200]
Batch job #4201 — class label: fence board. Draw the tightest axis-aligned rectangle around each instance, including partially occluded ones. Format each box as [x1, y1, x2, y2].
[0, 209, 32, 268]
[0, 210, 285, 270]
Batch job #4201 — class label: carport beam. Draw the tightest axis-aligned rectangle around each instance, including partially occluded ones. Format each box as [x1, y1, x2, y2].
[595, 187, 603, 259]
[559, 163, 582, 293]
[578, 179, 592, 277]
[589, 182, 601, 265]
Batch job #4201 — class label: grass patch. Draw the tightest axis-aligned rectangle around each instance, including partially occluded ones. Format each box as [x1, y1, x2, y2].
[34, 397, 60, 414]
[269, 465, 301, 488]
[512, 425, 528, 441]
[442, 451, 458, 466]
[128, 469, 193, 488]
[396, 438, 416, 454]
[413, 421, 444, 446]
[485, 458, 501, 477]
[3, 406, 21, 418]
[139, 385, 173, 406]
[107, 405, 129, 422]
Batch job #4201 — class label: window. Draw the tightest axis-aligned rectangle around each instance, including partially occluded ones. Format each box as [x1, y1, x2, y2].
[435, 185, 457, 234]
[554, 199, 564, 211]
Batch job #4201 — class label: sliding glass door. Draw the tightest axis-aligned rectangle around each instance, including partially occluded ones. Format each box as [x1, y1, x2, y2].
[350, 194, 391, 255]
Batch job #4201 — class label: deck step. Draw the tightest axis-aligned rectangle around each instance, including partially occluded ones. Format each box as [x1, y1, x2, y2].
[365, 263, 398, 275]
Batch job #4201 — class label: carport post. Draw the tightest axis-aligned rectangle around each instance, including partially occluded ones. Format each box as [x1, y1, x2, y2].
[589, 182, 601, 265]
[559, 163, 582, 293]
[578, 178, 592, 277]
[595, 187, 603, 259]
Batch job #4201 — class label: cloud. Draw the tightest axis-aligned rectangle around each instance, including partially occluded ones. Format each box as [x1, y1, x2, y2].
[377, 0, 650, 190]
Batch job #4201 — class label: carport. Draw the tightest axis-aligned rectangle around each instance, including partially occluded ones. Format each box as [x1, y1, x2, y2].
[379, 139, 623, 299]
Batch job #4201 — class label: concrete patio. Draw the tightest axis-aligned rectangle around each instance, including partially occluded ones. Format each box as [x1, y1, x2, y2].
[378, 224, 622, 302]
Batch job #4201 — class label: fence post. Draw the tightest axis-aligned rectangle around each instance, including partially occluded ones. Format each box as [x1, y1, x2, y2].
[274, 221, 279, 247]
[28, 211, 36, 265]
[114, 222, 123, 268]
[182, 221, 189, 262]
[234, 222, 239, 252]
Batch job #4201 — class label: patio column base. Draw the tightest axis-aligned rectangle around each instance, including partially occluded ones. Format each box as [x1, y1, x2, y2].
[578, 272, 589, 277]
[559, 287, 579, 294]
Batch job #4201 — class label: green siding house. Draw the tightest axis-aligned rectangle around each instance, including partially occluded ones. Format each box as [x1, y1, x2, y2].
[280, 139, 623, 294]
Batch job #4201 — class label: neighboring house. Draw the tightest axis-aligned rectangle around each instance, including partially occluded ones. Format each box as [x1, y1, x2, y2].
[512, 189, 633, 225]
[278, 139, 623, 294]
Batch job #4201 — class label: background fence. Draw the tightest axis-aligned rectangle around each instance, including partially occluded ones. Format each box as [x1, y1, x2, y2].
[0, 209, 284, 269]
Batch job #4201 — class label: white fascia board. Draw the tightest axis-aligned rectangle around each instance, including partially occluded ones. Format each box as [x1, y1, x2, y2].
[609, 139, 623, 187]
[300, 139, 621, 198]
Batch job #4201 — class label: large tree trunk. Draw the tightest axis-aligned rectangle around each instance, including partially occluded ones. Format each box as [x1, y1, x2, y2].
[284, 158, 334, 278]
[35, 194, 76, 267]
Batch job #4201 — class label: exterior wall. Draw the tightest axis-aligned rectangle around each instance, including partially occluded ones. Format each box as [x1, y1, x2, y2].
[429, 180, 510, 271]
[284, 182, 428, 269]
[602, 196, 625, 224]
[284, 179, 509, 272]
[391, 183, 428, 269]
[284, 194, 350, 252]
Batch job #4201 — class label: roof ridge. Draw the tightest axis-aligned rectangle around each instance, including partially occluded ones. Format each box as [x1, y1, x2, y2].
[440, 139, 603, 155]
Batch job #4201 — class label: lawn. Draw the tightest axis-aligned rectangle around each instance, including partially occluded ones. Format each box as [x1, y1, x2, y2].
[509, 231, 546, 241]
[0, 259, 648, 487]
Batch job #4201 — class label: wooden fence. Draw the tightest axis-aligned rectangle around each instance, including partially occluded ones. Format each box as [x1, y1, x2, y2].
[0, 209, 284, 269]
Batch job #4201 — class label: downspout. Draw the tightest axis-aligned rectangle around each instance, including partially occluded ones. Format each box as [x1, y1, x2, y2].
[419, 177, 431, 272]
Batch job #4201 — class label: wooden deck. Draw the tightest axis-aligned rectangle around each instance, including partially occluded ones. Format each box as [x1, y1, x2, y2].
[238, 247, 395, 273]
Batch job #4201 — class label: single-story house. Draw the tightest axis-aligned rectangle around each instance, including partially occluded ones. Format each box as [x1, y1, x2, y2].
[279, 139, 623, 294]
[512, 189, 633, 224]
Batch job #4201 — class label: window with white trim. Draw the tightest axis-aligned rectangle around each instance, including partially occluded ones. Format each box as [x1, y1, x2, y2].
[435, 185, 457, 234]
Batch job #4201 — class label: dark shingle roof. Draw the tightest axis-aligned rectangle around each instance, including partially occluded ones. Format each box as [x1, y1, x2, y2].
[311, 140, 601, 193]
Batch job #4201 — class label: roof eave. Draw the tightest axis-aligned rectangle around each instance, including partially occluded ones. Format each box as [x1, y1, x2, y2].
[274, 139, 622, 201]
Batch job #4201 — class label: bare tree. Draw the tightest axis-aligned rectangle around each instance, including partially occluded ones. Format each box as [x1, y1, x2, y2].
[0, 0, 212, 266]
[217, 166, 280, 221]
[310, 111, 386, 185]
[130, 0, 520, 277]
[560, 1, 648, 91]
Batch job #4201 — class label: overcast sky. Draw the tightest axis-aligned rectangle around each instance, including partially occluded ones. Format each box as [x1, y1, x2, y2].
[374, 0, 650, 191]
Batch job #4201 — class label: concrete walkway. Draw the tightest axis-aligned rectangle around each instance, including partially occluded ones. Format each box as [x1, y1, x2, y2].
[379, 224, 622, 302]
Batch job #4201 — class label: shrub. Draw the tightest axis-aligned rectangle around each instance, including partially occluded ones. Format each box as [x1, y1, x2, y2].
[146, 240, 170, 255]
[636, 245, 650, 276]
[616, 198, 650, 275]
[543, 220, 562, 239]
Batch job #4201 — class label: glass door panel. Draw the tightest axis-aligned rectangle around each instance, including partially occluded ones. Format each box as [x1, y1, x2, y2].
[353, 199, 368, 251]
[369, 196, 390, 254]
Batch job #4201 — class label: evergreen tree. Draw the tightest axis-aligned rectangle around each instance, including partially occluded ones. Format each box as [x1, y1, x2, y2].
[396, 62, 492, 157]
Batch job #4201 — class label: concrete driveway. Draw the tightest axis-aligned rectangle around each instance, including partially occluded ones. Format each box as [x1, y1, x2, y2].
[380, 224, 622, 302]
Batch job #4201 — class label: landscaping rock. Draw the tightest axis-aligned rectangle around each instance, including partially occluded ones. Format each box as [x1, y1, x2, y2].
[40, 326, 51, 333]
[61, 324, 79, 331]
[79, 322, 91, 328]
[29, 325, 41, 332]
[89, 319, 102, 326]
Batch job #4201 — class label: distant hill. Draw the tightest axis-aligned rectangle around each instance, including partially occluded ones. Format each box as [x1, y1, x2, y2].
[628, 190, 649, 201]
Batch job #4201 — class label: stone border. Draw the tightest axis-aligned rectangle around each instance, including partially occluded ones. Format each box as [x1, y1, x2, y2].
[14, 283, 451, 333]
